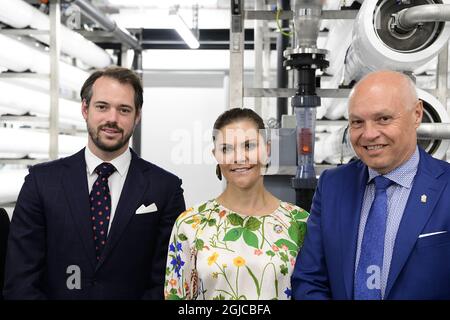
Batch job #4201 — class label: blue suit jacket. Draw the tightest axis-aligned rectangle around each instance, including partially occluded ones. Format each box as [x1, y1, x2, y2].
[3, 148, 185, 300]
[292, 147, 450, 300]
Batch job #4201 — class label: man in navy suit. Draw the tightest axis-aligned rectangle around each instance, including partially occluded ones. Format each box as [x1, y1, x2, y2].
[292, 70, 450, 300]
[3, 67, 186, 299]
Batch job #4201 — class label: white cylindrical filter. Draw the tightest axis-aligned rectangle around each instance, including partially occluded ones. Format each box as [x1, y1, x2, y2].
[0, 128, 85, 157]
[0, 0, 112, 68]
[0, 34, 34, 72]
[0, 0, 33, 28]
[323, 19, 353, 77]
[315, 126, 355, 164]
[417, 88, 450, 159]
[344, 0, 450, 84]
[0, 80, 84, 127]
[324, 98, 348, 120]
[0, 167, 29, 204]
[0, 34, 89, 91]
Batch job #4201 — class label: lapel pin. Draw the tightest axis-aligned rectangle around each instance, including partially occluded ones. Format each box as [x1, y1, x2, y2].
[421, 195, 427, 203]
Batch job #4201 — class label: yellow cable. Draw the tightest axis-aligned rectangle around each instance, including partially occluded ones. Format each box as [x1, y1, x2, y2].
[276, 8, 293, 37]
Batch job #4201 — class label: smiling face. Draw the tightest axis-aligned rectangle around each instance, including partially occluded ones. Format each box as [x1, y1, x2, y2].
[213, 119, 269, 189]
[82, 76, 141, 160]
[348, 71, 423, 174]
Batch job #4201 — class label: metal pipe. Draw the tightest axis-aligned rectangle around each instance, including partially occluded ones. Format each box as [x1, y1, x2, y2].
[397, 4, 450, 31]
[49, 0, 60, 161]
[132, 49, 143, 156]
[68, 0, 141, 50]
[417, 123, 450, 139]
[276, 0, 290, 123]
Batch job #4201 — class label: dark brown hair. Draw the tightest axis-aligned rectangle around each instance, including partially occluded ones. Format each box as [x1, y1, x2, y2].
[80, 66, 143, 111]
[212, 108, 266, 142]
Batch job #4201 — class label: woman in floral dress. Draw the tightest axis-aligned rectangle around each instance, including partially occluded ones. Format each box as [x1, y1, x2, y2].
[164, 108, 309, 300]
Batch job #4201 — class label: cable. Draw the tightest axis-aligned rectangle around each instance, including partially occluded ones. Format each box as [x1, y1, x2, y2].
[276, 7, 293, 37]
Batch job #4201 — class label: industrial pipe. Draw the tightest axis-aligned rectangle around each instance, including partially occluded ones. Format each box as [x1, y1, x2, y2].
[0, 0, 112, 68]
[0, 80, 84, 127]
[0, 128, 85, 157]
[276, 0, 290, 123]
[396, 4, 450, 31]
[344, 0, 450, 84]
[0, 168, 28, 204]
[417, 123, 450, 139]
[131, 49, 143, 156]
[68, 0, 141, 50]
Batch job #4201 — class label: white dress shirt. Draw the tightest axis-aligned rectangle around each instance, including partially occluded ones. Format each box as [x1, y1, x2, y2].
[85, 146, 132, 234]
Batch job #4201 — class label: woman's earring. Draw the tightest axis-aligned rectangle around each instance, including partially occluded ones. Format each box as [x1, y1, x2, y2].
[265, 157, 271, 169]
[216, 164, 222, 181]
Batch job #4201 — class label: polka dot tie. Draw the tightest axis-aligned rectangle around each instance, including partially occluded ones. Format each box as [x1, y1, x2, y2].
[89, 162, 116, 261]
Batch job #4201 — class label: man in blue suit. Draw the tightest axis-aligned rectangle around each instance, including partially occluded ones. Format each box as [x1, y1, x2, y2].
[3, 67, 185, 299]
[292, 70, 450, 300]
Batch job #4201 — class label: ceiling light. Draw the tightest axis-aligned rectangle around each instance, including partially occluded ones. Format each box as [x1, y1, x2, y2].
[169, 6, 200, 49]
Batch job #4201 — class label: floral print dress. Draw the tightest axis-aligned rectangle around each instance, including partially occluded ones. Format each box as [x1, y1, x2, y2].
[164, 199, 309, 300]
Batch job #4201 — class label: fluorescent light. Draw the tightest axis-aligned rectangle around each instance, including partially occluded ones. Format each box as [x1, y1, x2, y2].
[169, 9, 200, 49]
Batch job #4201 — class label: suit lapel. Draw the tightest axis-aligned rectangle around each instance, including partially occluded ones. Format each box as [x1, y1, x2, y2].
[96, 151, 149, 270]
[342, 161, 368, 299]
[384, 150, 446, 298]
[61, 148, 97, 269]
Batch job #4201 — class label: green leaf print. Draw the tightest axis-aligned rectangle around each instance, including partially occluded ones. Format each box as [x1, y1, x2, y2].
[167, 293, 182, 300]
[244, 217, 261, 231]
[198, 202, 207, 213]
[266, 250, 275, 257]
[280, 265, 289, 276]
[293, 209, 309, 220]
[227, 214, 244, 226]
[195, 238, 205, 251]
[243, 229, 259, 248]
[279, 252, 289, 263]
[245, 266, 261, 297]
[288, 224, 300, 246]
[275, 239, 298, 251]
[213, 294, 226, 300]
[178, 233, 188, 241]
[185, 219, 194, 224]
[223, 227, 244, 241]
[208, 218, 217, 227]
[297, 222, 307, 247]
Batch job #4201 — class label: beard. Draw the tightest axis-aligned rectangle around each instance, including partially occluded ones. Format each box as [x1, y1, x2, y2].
[87, 121, 134, 152]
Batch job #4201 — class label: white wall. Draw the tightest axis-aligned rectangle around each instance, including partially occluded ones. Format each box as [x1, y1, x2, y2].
[140, 87, 226, 208]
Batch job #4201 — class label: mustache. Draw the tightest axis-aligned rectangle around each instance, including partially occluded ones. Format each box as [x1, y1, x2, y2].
[98, 122, 123, 133]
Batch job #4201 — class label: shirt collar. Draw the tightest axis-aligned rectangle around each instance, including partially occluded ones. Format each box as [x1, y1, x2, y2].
[367, 146, 420, 188]
[85, 146, 132, 177]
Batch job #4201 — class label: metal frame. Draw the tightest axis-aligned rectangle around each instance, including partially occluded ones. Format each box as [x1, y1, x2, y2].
[229, 0, 244, 108]
[229, 2, 360, 109]
[49, 0, 61, 161]
[231, 3, 450, 123]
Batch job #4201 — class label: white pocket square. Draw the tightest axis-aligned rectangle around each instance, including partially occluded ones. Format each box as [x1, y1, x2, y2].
[135, 203, 158, 214]
[418, 231, 447, 238]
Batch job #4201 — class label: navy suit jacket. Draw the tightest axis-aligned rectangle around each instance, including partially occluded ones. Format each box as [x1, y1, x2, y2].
[3, 148, 185, 300]
[292, 147, 450, 300]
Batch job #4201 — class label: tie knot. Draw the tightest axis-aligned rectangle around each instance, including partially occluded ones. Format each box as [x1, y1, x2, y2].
[95, 162, 116, 178]
[373, 175, 393, 191]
